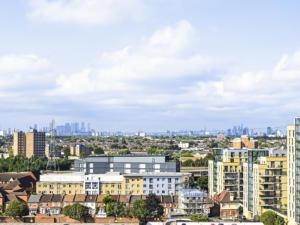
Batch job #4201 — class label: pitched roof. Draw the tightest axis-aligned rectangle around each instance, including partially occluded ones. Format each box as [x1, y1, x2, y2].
[96, 194, 106, 202]
[111, 195, 119, 202]
[40, 194, 53, 202]
[74, 194, 86, 202]
[215, 190, 231, 203]
[0, 172, 32, 182]
[85, 195, 97, 202]
[28, 195, 41, 203]
[6, 193, 19, 202]
[63, 195, 75, 202]
[119, 195, 130, 203]
[52, 194, 63, 202]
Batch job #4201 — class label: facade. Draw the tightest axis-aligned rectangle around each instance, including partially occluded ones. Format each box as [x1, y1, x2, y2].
[249, 157, 287, 218]
[287, 122, 297, 225]
[36, 172, 84, 195]
[208, 147, 289, 220]
[212, 190, 240, 221]
[208, 148, 248, 200]
[138, 172, 190, 196]
[39, 171, 190, 196]
[84, 172, 123, 195]
[13, 129, 45, 158]
[70, 144, 91, 156]
[178, 189, 209, 215]
[13, 132, 26, 156]
[74, 155, 179, 175]
[232, 136, 258, 149]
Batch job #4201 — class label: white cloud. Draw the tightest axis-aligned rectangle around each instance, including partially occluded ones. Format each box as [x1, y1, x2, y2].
[49, 20, 219, 104]
[27, 0, 145, 26]
[0, 54, 51, 90]
[0, 54, 49, 73]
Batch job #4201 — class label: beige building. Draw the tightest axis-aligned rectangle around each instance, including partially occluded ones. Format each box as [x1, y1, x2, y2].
[287, 123, 296, 225]
[13, 131, 26, 156]
[70, 144, 91, 156]
[13, 129, 45, 158]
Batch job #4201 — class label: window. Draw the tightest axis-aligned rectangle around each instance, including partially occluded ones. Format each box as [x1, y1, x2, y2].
[150, 178, 153, 183]
[43, 184, 47, 188]
[63, 184, 66, 188]
[132, 184, 135, 188]
[69, 184, 72, 188]
[90, 163, 94, 168]
[168, 178, 172, 183]
[125, 169, 131, 173]
[57, 184, 61, 188]
[137, 178, 140, 181]
[132, 178, 135, 182]
[125, 163, 131, 168]
[126, 178, 130, 183]
[118, 184, 122, 189]
[154, 164, 160, 169]
[139, 164, 146, 168]
[137, 184, 140, 188]
[90, 169, 94, 173]
[112, 184, 115, 188]
[110, 163, 114, 168]
[50, 184, 54, 189]
[139, 169, 146, 173]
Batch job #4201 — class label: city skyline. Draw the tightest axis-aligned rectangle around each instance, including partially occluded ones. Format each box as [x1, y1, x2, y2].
[1, 1, 300, 130]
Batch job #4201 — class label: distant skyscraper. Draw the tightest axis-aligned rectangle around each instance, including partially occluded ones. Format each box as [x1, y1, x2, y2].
[81, 122, 86, 132]
[87, 123, 91, 132]
[267, 127, 272, 135]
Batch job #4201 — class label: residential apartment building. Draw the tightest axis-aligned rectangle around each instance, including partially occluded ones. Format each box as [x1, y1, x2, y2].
[70, 144, 91, 157]
[232, 136, 258, 149]
[287, 120, 297, 225]
[244, 156, 287, 219]
[138, 172, 190, 196]
[208, 148, 249, 200]
[13, 129, 45, 158]
[84, 172, 123, 195]
[178, 189, 209, 215]
[75, 155, 179, 174]
[39, 171, 190, 196]
[36, 172, 85, 195]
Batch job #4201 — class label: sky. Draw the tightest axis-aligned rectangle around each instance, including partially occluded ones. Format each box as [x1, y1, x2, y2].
[1, 0, 300, 131]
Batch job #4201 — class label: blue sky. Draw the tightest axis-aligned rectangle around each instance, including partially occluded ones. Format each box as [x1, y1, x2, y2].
[1, 0, 300, 131]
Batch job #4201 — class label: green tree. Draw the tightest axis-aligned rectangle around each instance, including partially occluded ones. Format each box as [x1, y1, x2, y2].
[80, 152, 88, 159]
[119, 149, 131, 155]
[62, 203, 89, 219]
[132, 199, 147, 223]
[5, 200, 29, 218]
[145, 193, 164, 220]
[146, 147, 158, 155]
[63, 146, 70, 157]
[182, 159, 194, 167]
[102, 195, 113, 205]
[94, 147, 104, 154]
[190, 214, 209, 222]
[274, 216, 285, 225]
[260, 211, 279, 225]
[197, 176, 208, 190]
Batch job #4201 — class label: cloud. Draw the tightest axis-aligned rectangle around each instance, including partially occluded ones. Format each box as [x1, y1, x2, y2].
[49, 20, 220, 105]
[0, 54, 51, 90]
[27, 0, 145, 26]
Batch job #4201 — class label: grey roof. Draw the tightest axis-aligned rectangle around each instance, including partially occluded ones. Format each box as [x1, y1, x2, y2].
[28, 195, 41, 203]
[125, 172, 190, 177]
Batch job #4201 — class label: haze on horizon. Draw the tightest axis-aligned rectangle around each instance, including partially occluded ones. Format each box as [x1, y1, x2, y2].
[1, 0, 300, 131]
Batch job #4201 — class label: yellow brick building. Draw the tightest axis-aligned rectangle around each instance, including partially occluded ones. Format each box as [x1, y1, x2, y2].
[252, 157, 287, 217]
[122, 175, 143, 195]
[36, 172, 85, 195]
